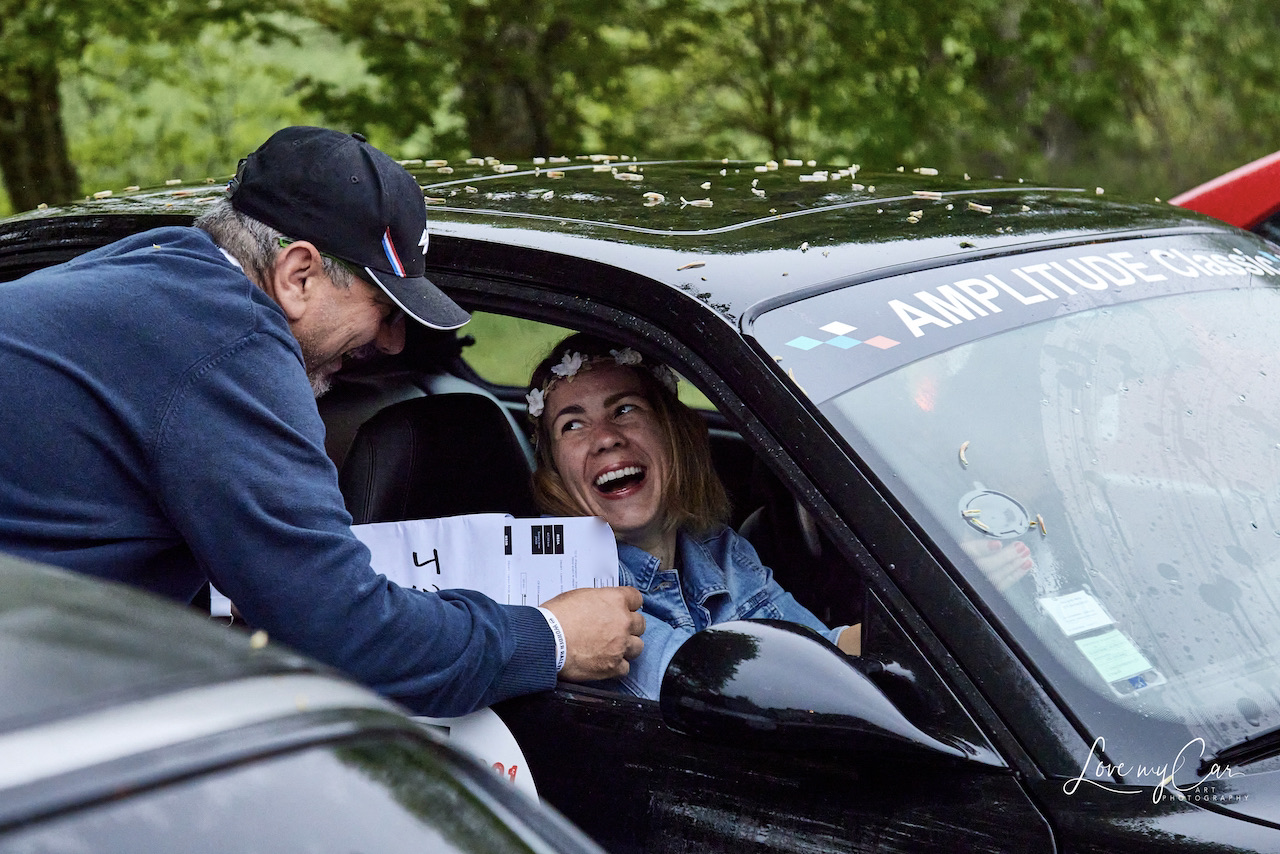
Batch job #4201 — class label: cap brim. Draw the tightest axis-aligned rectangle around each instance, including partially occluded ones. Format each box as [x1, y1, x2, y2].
[364, 268, 471, 331]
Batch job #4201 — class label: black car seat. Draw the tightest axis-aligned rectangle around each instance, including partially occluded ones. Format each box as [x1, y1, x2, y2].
[318, 323, 535, 474]
[737, 458, 863, 628]
[319, 370, 535, 473]
[339, 393, 540, 524]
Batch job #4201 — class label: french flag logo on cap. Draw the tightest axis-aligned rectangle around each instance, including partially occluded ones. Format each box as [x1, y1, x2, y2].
[382, 228, 406, 276]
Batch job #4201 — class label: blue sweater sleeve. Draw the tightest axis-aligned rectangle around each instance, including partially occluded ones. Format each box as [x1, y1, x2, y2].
[152, 326, 556, 716]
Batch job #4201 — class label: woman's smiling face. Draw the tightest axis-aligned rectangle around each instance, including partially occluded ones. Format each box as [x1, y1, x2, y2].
[545, 363, 671, 549]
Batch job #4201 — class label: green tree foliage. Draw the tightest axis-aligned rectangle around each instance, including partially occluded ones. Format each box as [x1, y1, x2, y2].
[608, 0, 1280, 197]
[65, 21, 363, 196]
[299, 0, 1280, 200]
[28, 0, 1280, 211]
[0, 0, 293, 211]
[296, 0, 705, 159]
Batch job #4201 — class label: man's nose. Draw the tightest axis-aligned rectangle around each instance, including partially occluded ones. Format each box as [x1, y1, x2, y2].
[376, 313, 406, 355]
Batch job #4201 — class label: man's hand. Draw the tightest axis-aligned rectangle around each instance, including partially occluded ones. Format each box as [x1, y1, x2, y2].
[541, 586, 645, 682]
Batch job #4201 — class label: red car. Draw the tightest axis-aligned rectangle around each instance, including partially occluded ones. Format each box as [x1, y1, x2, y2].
[1171, 149, 1280, 241]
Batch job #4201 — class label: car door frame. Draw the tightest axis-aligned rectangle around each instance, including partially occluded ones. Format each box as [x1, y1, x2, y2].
[424, 237, 1068, 853]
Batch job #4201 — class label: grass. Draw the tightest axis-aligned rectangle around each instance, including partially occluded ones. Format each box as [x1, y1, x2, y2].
[463, 312, 715, 410]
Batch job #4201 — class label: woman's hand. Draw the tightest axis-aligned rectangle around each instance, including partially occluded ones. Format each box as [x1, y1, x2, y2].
[962, 538, 1034, 591]
[836, 623, 862, 656]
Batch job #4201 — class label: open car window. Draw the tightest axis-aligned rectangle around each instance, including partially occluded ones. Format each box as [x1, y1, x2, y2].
[451, 309, 863, 638]
[461, 313, 574, 389]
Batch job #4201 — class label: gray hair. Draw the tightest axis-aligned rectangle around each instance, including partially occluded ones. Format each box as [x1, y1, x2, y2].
[194, 200, 355, 289]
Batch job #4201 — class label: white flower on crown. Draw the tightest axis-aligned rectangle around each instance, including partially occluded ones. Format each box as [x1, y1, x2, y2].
[610, 347, 643, 366]
[651, 365, 679, 394]
[551, 351, 585, 379]
[530, 346, 680, 418]
[526, 387, 545, 417]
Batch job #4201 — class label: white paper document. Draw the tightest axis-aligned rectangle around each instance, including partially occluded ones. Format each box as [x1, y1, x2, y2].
[210, 514, 617, 617]
[352, 513, 618, 605]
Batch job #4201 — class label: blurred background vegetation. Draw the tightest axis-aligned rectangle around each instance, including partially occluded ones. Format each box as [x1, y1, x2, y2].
[2, 0, 1277, 215]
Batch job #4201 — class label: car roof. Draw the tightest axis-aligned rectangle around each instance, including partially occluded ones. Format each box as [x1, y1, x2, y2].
[0, 159, 1230, 324]
[0, 552, 325, 738]
[422, 160, 1230, 319]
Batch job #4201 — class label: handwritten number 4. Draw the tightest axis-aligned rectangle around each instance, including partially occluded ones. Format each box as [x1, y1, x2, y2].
[413, 548, 442, 573]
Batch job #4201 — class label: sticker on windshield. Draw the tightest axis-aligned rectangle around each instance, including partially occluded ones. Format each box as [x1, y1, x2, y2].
[1075, 629, 1153, 684]
[959, 487, 1030, 538]
[754, 234, 1280, 402]
[1039, 590, 1114, 637]
[784, 320, 900, 353]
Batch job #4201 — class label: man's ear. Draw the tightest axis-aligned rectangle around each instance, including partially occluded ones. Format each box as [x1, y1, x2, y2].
[269, 241, 325, 323]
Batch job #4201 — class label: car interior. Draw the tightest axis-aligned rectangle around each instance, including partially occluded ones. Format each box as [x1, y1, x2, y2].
[318, 313, 864, 634]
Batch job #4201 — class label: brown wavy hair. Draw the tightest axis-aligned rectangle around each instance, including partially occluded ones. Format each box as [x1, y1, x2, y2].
[528, 333, 729, 536]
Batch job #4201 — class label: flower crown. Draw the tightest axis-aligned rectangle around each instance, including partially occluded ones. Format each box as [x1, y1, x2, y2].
[526, 347, 679, 417]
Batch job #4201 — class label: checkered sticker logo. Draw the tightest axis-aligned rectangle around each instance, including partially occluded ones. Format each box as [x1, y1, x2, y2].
[785, 321, 899, 351]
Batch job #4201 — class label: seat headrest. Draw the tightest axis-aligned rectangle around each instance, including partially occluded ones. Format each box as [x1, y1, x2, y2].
[340, 393, 540, 524]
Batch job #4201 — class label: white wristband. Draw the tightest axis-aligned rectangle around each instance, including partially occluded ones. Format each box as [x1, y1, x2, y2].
[536, 607, 568, 673]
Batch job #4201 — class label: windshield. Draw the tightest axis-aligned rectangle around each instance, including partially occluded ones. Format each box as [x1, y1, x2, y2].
[756, 233, 1280, 780]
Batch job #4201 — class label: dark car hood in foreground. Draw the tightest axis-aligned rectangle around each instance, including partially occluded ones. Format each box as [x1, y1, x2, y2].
[0, 552, 318, 736]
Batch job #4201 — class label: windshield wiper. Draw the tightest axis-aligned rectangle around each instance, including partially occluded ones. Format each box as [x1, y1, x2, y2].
[1199, 723, 1280, 775]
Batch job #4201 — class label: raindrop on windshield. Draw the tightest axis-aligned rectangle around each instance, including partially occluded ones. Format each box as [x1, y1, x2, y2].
[1239, 697, 1264, 727]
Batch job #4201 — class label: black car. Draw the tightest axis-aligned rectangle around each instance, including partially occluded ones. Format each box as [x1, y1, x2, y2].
[4, 157, 1280, 852]
[0, 551, 606, 854]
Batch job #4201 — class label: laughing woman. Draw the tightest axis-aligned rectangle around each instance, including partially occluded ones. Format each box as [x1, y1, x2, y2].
[526, 333, 860, 699]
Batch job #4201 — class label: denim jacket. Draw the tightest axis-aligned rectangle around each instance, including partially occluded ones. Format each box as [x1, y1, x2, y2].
[613, 525, 844, 699]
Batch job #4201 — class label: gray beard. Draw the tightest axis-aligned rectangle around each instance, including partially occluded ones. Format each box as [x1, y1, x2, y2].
[309, 371, 332, 398]
[306, 341, 381, 398]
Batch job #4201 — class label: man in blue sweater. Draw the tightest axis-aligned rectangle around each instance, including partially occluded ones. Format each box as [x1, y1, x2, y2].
[0, 126, 644, 716]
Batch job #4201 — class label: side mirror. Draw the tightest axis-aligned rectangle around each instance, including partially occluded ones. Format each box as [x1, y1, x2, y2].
[660, 620, 998, 765]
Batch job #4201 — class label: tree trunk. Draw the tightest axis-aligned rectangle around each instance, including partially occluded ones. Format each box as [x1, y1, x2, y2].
[456, 4, 547, 158]
[0, 62, 80, 212]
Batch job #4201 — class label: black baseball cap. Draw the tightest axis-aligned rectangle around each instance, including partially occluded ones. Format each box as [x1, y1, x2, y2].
[228, 126, 469, 331]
